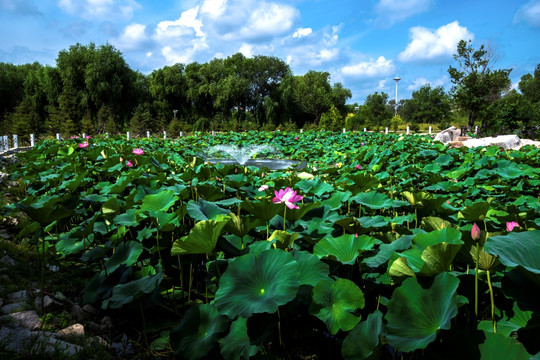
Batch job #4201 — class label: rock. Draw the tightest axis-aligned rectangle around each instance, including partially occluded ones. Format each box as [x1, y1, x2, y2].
[434, 126, 461, 144]
[0, 326, 32, 354]
[31, 333, 83, 357]
[1, 302, 30, 314]
[87, 335, 108, 347]
[100, 316, 113, 330]
[461, 134, 521, 150]
[58, 323, 85, 338]
[34, 295, 59, 310]
[82, 304, 98, 315]
[0, 255, 16, 267]
[7, 290, 31, 303]
[70, 305, 84, 321]
[2, 310, 42, 330]
[0, 229, 10, 239]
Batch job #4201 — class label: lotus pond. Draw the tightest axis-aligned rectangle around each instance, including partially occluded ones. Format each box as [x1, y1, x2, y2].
[2, 131, 540, 359]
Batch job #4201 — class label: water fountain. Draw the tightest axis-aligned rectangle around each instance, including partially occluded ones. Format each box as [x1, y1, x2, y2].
[204, 144, 305, 170]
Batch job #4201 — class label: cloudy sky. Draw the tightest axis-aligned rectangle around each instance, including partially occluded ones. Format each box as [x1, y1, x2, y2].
[1, 0, 539, 103]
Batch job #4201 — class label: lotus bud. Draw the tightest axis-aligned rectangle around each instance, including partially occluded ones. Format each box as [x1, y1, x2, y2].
[471, 223, 481, 241]
[506, 221, 519, 232]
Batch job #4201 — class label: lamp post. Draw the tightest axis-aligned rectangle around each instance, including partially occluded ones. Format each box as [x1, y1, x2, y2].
[393, 76, 401, 117]
[173, 109, 178, 118]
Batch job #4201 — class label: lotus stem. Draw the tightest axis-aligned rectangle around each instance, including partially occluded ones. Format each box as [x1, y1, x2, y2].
[177, 255, 183, 298]
[188, 260, 193, 302]
[283, 206, 287, 231]
[475, 244, 480, 317]
[155, 227, 163, 264]
[487, 269, 496, 333]
[277, 307, 283, 347]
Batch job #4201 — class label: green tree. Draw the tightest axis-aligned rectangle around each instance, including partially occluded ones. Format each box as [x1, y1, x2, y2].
[519, 64, 540, 104]
[363, 92, 393, 128]
[448, 39, 511, 131]
[400, 85, 452, 126]
[486, 91, 538, 137]
[292, 70, 333, 125]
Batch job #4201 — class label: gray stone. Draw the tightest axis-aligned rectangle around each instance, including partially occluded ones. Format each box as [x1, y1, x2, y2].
[7, 290, 31, 303]
[434, 126, 461, 144]
[34, 295, 58, 310]
[31, 333, 83, 357]
[2, 310, 42, 330]
[462, 134, 522, 150]
[87, 335, 108, 347]
[0, 255, 16, 267]
[70, 305, 84, 321]
[1, 302, 30, 314]
[57, 323, 85, 338]
[100, 316, 113, 330]
[0, 325, 32, 353]
[82, 304, 98, 315]
[0, 229, 10, 239]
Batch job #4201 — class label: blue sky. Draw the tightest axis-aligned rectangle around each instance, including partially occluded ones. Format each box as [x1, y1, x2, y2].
[1, 0, 539, 104]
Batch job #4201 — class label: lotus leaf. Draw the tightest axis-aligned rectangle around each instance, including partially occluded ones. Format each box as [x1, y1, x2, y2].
[219, 317, 259, 360]
[214, 249, 300, 318]
[384, 272, 466, 352]
[313, 234, 378, 265]
[478, 331, 531, 360]
[170, 303, 228, 360]
[342, 310, 383, 360]
[171, 215, 230, 255]
[292, 250, 330, 286]
[351, 191, 395, 210]
[484, 230, 540, 274]
[140, 189, 178, 213]
[105, 241, 143, 273]
[310, 278, 365, 335]
[187, 198, 231, 221]
[105, 271, 163, 309]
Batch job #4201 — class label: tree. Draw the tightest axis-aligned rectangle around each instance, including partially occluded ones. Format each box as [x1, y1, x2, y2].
[448, 39, 511, 131]
[486, 90, 538, 137]
[292, 71, 333, 125]
[519, 64, 540, 104]
[363, 92, 393, 128]
[400, 85, 452, 126]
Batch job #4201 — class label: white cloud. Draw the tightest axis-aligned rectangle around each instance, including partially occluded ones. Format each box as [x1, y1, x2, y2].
[154, 7, 204, 42]
[293, 28, 312, 38]
[58, 0, 141, 20]
[398, 21, 474, 63]
[341, 56, 395, 78]
[373, 0, 433, 27]
[114, 23, 148, 50]
[378, 79, 387, 89]
[514, 0, 540, 27]
[238, 43, 254, 58]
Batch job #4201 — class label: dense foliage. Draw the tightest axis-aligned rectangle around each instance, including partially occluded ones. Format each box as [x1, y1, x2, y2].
[2, 41, 539, 139]
[2, 131, 539, 359]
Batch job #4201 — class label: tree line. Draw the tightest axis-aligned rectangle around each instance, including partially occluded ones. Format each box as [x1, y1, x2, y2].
[1, 40, 539, 138]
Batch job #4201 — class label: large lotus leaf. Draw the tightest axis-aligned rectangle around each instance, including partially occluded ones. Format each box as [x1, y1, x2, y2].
[342, 310, 383, 360]
[413, 228, 463, 275]
[313, 234, 378, 265]
[285, 202, 321, 222]
[478, 302, 532, 337]
[105, 241, 143, 273]
[458, 201, 490, 221]
[384, 272, 465, 352]
[171, 215, 230, 255]
[484, 230, 540, 274]
[388, 255, 417, 281]
[241, 198, 282, 222]
[421, 216, 453, 232]
[268, 230, 298, 250]
[478, 331, 531, 360]
[351, 191, 394, 210]
[113, 209, 139, 227]
[321, 190, 352, 210]
[219, 317, 259, 360]
[470, 244, 500, 271]
[214, 249, 300, 318]
[187, 198, 231, 221]
[140, 190, 178, 213]
[56, 233, 92, 256]
[495, 160, 525, 180]
[105, 271, 164, 309]
[364, 235, 413, 268]
[309, 278, 365, 335]
[343, 173, 380, 192]
[295, 178, 334, 197]
[292, 250, 330, 286]
[359, 216, 390, 228]
[101, 197, 121, 218]
[224, 213, 263, 238]
[15, 195, 59, 225]
[170, 303, 228, 360]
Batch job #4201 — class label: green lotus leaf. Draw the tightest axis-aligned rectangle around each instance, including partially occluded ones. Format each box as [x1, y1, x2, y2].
[140, 189, 178, 213]
[224, 213, 263, 238]
[242, 198, 282, 222]
[484, 230, 540, 274]
[268, 230, 298, 250]
[292, 250, 330, 286]
[113, 209, 139, 227]
[384, 272, 465, 352]
[414, 227, 463, 275]
[187, 198, 231, 221]
[214, 249, 300, 318]
[101, 197, 121, 217]
[321, 190, 352, 210]
[478, 302, 532, 337]
[285, 202, 321, 222]
[364, 235, 413, 268]
[313, 234, 378, 265]
[309, 278, 365, 335]
[342, 310, 383, 360]
[295, 178, 334, 197]
[105, 271, 164, 309]
[225, 174, 249, 188]
[105, 241, 143, 273]
[495, 160, 524, 180]
[350, 191, 394, 210]
[219, 317, 259, 360]
[171, 215, 230, 255]
[343, 173, 380, 192]
[388, 255, 417, 281]
[478, 331, 531, 360]
[56, 234, 92, 256]
[458, 201, 490, 221]
[421, 216, 453, 231]
[359, 215, 390, 228]
[170, 303, 228, 360]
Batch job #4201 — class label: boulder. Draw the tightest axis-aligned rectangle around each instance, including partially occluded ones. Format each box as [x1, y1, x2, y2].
[461, 135, 521, 150]
[434, 126, 461, 144]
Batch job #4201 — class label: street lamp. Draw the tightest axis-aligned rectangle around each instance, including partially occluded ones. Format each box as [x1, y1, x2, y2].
[393, 76, 401, 117]
[173, 109, 178, 118]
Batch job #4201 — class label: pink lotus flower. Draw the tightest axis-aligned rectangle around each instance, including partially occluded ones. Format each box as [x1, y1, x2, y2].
[78, 142, 89, 148]
[355, 165, 362, 170]
[126, 160, 133, 167]
[471, 223, 481, 241]
[85, 135, 91, 139]
[506, 221, 519, 232]
[273, 187, 303, 209]
[360, 142, 364, 146]
[70, 135, 79, 139]
[295, 136, 299, 140]
[258, 184, 269, 192]
[132, 148, 144, 155]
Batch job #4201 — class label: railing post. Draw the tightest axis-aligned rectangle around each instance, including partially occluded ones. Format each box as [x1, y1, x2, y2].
[2, 135, 9, 150]
[163, 131, 167, 139]
[385, 127, 388, 134]
[56, 133, 61, 141]
[300, 129, 303, 133]
[31, 134, 35, 147]
[127, 132, 131, 140]
[406, 126, 410, 135]
[82, 133, 87, 139]
[146, 130, 150, 138]
[13, 134, 18, 149]
[180, 131, 183, 137]
[364, 128, 367, 132]
[429, 126, 432, 134]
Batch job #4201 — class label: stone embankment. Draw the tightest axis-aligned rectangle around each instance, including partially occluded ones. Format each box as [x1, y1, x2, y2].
[434, 126, 540, 150]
